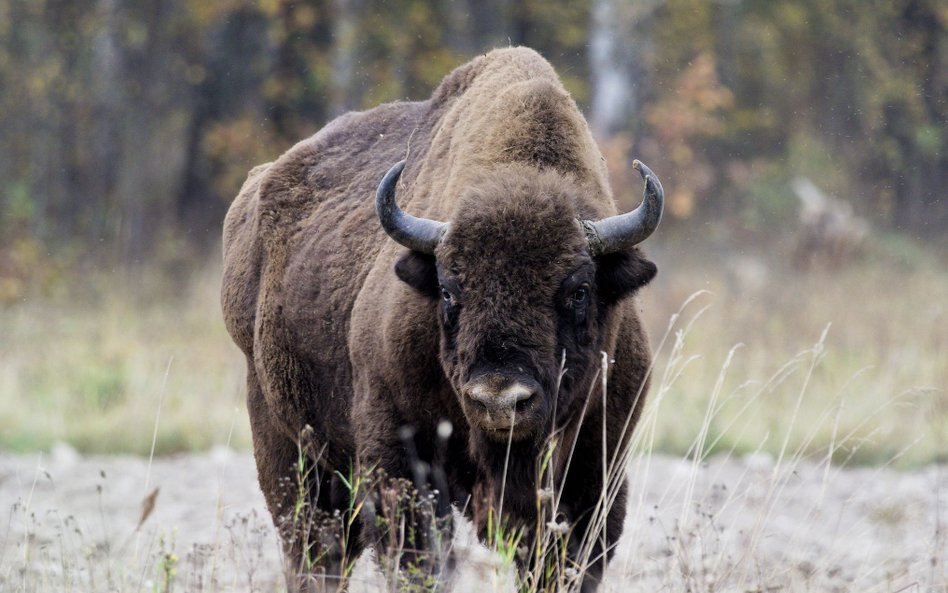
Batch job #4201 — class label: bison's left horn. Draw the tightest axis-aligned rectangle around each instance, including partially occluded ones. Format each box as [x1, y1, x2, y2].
[582, 159, 664, 256]
[376, 160, 447, 254]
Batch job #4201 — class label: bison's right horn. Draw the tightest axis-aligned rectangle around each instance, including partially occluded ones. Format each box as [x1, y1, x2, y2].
[375, 160, 447, 254]
[582, 159, 664, 256]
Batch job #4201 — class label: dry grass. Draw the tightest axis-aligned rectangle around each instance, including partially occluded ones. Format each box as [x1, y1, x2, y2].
[641, 237, 948, 467]
[0, 264, 250, 454]
[0, 451, 282, 593]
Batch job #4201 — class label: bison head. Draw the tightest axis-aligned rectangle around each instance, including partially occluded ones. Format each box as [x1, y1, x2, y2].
[377, 162, 663, 442]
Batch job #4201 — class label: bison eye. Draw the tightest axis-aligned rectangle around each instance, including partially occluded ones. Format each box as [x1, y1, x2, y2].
[572, 285, 589, 307]
[440, 286, 455, 304]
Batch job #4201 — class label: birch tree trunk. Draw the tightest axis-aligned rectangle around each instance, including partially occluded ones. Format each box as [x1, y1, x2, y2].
[589, 0, 660, 140]
[331, 0, 362, 116]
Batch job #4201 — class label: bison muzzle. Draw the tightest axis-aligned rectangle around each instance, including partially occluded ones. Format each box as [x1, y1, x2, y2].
[222, 47, 664, 592]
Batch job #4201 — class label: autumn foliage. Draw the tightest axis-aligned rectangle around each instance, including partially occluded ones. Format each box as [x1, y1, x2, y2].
[0, 0, 944, 301]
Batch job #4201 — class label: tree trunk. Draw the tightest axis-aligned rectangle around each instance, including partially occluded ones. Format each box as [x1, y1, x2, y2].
[331, 0, 362, 116]
[589, 0, 660, 141]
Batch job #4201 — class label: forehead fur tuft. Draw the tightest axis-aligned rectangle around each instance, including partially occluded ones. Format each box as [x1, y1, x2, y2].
[438, 165, 589, 278]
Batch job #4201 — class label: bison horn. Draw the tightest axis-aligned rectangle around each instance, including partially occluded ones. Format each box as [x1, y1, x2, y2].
[376, 160, 447, 254]
[582, 160, 664, 256]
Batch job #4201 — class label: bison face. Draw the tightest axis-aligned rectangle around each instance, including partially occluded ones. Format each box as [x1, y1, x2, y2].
[393, 170, 657, 442]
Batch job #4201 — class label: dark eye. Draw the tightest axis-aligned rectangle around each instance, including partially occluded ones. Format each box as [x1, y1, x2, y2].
[440, 286, 454, 304]
[572, 285, 588, 306]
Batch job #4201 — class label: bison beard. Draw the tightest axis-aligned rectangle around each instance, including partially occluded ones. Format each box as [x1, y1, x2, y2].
[222, 48, 663, 592]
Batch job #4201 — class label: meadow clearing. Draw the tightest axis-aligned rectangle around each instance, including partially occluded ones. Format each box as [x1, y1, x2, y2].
[1, 234, 946, 592]
[1, 234, 945, 465]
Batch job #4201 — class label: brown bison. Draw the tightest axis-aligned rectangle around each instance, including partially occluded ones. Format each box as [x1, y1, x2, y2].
[221, 47, 663, 592]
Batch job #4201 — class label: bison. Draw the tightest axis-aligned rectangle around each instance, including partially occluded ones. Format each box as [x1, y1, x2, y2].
[221, 47, 664, 592]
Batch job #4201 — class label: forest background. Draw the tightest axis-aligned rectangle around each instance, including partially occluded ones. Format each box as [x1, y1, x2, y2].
[1, 0, 945, 463]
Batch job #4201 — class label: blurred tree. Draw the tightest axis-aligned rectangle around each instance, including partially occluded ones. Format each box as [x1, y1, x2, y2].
[0, 0, 944, 296]
[589, 0, 660, 140]
[642, 0, 946, 235]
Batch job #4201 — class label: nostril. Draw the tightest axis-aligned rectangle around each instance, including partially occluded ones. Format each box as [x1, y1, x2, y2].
[465, 384, 495, 406]
[465, 381, 537, 410]
[498, 384, 534, 406]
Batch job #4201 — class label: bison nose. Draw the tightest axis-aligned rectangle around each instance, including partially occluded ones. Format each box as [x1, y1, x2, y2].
[463, 376, 538, 411]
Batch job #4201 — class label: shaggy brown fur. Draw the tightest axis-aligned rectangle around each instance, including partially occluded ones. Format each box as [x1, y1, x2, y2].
[222, 47, 658, 592]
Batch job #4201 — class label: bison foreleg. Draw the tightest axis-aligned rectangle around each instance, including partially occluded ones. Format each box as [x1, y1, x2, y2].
[469, 458, 627, 593]
[357, 432, 456, 591]
[557, 478, 628, 593]
[247, 368, 362, 592]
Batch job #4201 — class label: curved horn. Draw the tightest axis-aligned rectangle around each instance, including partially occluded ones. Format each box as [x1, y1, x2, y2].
[375, 160, 447, 254]
[582, 159, 664, 256]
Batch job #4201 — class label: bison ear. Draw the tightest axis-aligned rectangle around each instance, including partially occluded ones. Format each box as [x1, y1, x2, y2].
[596, 249, 657, 304]
[394, 251, 439, 298]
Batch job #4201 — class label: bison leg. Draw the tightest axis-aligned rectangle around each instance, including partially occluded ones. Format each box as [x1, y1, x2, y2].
[498, 481, 625, 593]
[356, 428, 456, 591]
[566, 480, 627, 593]
[292, 466, 365, 593]
[246, 367, 363, 592]
[467, 457, 627, 593]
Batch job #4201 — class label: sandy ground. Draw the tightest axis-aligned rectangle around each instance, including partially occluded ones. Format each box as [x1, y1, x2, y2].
[1, 445, 944, 592]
